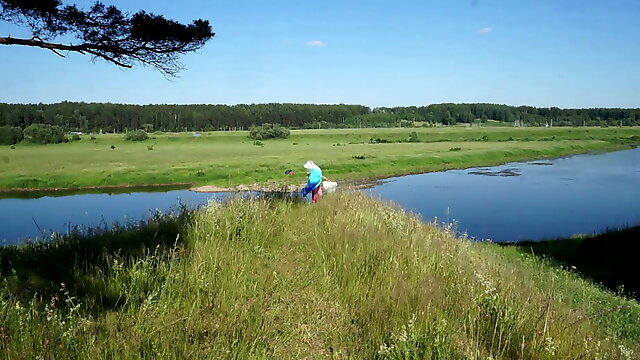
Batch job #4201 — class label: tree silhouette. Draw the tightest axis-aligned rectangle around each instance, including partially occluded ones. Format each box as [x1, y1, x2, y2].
[0, 0, 214, 76]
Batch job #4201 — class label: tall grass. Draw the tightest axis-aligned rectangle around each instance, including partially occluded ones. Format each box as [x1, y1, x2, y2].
[1, 192, 638, 358]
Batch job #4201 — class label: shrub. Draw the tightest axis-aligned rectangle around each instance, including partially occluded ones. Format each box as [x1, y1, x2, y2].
[449, 147, 462, 151]
[369, 137, 391, 144]
[248, 123, 290, 140]
[0, 126, 24, 145]
[125, 130, 149, 141]
[407, 131, 420, 143]
[253, 140, 264, 146]
[71, 134, 81, 141]
[23, 124, 65, 144]
[110, 145, 116, 150]
[147, 145, 154, 150]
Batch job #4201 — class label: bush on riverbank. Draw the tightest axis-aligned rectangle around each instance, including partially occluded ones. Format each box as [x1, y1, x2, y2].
[0, 193, 639, 358]
[248, 123, 290, 140]
[124, 130, 149, 141]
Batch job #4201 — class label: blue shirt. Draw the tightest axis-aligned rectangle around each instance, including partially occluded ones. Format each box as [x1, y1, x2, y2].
[301, 167, 322, 196]
[308, 167, 322, 186]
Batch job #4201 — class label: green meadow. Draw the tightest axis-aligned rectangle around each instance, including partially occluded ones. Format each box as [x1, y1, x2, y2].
[1, 193, 638, 358]
[1, 126, 639, 191]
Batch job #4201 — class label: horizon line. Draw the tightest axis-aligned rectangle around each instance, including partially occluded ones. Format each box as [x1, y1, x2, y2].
[1, 101, 639, 110]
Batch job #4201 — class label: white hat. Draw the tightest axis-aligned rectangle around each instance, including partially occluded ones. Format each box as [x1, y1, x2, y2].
[304, 160, 314, 170]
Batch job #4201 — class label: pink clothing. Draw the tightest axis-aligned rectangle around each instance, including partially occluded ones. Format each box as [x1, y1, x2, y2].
[311, 185, 323, 203]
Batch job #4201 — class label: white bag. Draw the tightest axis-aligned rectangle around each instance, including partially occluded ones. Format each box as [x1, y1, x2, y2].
[322, 181, 338, 193]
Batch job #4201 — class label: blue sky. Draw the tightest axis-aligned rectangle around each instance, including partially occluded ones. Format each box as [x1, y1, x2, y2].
[1, 0, 639, 108]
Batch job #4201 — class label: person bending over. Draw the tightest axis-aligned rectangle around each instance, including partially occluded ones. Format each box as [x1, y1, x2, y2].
[301, 160, 330, 203]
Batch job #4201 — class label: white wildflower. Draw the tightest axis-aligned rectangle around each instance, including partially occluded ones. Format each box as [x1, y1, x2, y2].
[619, 344, 634, 360]
[544, 336, 557, 356]
[378, 343, 394, 355]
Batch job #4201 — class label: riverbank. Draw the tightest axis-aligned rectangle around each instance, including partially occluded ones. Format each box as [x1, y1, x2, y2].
[0, 127, 638, 192]
[1, 192, 638, 358]
[0, 183, 194, 198]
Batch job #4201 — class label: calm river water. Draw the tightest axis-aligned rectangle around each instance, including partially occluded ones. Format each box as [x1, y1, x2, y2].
[1, 147, 639, 245]
[365, 146, 640, 242]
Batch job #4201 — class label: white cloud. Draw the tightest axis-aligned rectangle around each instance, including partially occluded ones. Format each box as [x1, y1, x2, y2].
[307, 40, 326, 47]
[479, 27, 493, 34]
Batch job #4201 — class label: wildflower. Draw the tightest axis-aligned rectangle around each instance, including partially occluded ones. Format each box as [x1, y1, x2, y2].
[619, 344, 634, 360]
[544, 337, 557, 356]
[378, 343, 394, 355]
[474, 271, 496, 297]
[397, 329, 408, 343]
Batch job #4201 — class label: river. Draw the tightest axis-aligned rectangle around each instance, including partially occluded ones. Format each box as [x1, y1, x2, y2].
[1, 147, 639, 245]
[365, 146, 640, 242]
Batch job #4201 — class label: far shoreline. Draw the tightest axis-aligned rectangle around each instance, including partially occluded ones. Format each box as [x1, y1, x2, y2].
[1, 143, 636, 197]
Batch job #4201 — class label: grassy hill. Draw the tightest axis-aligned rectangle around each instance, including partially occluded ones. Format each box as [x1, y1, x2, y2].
[1, 192, 639, 359]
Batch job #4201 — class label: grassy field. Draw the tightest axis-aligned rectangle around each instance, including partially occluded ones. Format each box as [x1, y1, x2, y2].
[1, 127, 639, 191]
[1, 192, 638, 359]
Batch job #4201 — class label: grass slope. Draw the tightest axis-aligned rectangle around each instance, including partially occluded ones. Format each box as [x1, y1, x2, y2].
[1, 193, 638, 359]
[1, 127, 639, 191]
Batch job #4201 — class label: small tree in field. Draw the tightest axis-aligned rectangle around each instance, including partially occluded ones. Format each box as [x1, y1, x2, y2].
[407, 131, 420, 143]
[248, 123, 290, 140]
[124, 130, 148, 141]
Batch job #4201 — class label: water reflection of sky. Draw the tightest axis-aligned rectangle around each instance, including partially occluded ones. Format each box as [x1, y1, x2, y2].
[365, 147, 640, 242]
[1, 147, 639, 245]
[0, 191, 232, 245]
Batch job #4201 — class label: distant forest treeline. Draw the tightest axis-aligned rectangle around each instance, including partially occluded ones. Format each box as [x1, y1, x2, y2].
[1, 102, 639, 133]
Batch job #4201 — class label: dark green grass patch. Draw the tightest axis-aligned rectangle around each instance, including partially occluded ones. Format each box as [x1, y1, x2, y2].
[507, 226, 640, 301]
